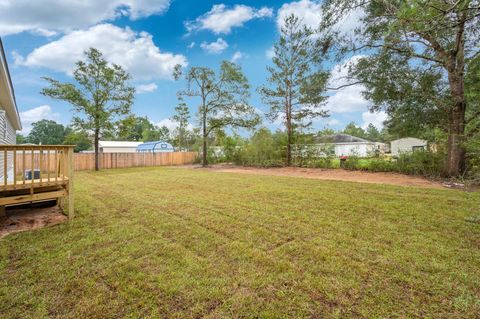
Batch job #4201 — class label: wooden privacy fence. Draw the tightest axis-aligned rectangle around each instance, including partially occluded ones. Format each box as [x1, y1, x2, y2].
[74, 152, 198, 171]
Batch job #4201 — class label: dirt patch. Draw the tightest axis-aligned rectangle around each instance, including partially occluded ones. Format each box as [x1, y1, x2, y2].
[0, 205, 67, 239]
[184, 165, 444, 189]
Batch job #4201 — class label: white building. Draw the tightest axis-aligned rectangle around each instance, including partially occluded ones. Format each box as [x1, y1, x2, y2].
[314, 134, 386, 157]
[0, 38, 22, 181]
[99, 141, 142, 153]
[390, 137, 427, 156]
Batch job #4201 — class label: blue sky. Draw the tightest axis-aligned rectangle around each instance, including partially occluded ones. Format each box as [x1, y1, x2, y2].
[1, 0, 386, 135]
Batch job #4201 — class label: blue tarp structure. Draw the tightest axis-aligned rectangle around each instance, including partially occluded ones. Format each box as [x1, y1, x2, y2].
[136, 141, 175, 153]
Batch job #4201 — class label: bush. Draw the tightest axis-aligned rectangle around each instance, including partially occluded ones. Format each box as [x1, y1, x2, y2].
[234, 128, 286, 167]
[395, 150, 445, 177]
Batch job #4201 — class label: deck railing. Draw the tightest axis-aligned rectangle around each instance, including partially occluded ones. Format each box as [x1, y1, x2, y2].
[0, 145, 74, 218]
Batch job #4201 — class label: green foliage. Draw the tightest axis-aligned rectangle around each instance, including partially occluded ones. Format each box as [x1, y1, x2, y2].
[176, 61, 260, 166]
[27, 119, 68, 145]
[342, 122, 366, 139]
[41, 48, 135, 170]
[63, 130, 92, 152]
[259, 14, 329, 165]
[171, 97, 191, 150]
[395, 151, 445, 177]
[342, 151, 445, 177]
[117, 115, 155, 141]
[234, 128, 286, 167]
[16, 134, 26, 144]
[365, 123, 381, 142]
[320, 0, 480, 176]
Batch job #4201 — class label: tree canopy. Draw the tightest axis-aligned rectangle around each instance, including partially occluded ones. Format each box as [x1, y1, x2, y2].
[260, 14, 329, 166]
[321, 0, 480, 176]
[175, 61, 260, 166]
[42, 48, 135, 170]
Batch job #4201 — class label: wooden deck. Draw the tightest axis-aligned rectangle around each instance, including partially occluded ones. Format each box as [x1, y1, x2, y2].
[0, 145, 74, 219]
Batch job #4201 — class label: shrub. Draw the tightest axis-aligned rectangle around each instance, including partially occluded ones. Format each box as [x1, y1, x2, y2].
[395, 150, 445, 177]
[343, 156, 361, 170]
[234, 128, 286, 167]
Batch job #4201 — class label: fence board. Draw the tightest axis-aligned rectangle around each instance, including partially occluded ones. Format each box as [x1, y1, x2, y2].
[79, 152, 197, 171]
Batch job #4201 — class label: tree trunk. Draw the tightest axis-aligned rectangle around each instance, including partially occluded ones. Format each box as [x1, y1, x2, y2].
[446, 102, 466, 176]
[286, 115, 292, 166]
[445, 62, 467, 177]
[202, 98, 208, 167]
[94, 129, 100, 171]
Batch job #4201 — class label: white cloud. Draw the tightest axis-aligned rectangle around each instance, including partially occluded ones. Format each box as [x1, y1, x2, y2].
[327, 118, 340, 126]
[186, 4, 273, 34]
[15, 24, 187, 81]
[326, 55, 369, 114]
[231, 51, 243, 63]
[187, 42, 196, 49]
[265, 47, 275, 59]
[136, 83, 158, 94]
[156, 118, 193, 132]
[200, 38, 228, 54]
[277, 0, 322, 30]
[276, 0, 363, 35]
[362, 111, 387, 129]
[0, 0, 170, 36]
[19, 105, 60, 135]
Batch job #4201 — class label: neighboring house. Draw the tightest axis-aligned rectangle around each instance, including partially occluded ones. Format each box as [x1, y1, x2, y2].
[390, 137, 427, 156]
[137, 141, 174, 153]
[0, 38, 22, 181]
[313, 134, 386, 157]
[99, 141, 142, 153]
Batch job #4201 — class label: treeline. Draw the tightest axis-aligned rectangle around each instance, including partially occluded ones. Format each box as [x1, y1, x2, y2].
[33, 3, 479, 176]
[16, 115, 197, 153]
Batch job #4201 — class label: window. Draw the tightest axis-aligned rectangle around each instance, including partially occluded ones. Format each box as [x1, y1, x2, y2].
[412, 146, 426, 152]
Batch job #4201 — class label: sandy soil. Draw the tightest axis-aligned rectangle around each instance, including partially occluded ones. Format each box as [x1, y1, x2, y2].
[0, 205, 67, 239]
[186, 165, 444, 189]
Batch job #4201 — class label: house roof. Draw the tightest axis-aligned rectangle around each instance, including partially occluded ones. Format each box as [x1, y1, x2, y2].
[99, 141, 143, 148]
[0, 37, 22, 130]
[315, 134, 371, 144]
[137, 141, 174, 151]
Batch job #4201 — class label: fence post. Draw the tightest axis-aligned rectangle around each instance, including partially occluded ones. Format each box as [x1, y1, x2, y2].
[67, 147, 74, 220]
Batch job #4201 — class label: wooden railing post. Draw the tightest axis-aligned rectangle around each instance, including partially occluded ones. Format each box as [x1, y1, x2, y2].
[67, 147, 74, 220]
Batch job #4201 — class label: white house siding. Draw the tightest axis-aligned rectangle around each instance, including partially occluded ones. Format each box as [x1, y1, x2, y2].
[391, 138, 427, 156]
[334, 143, 376, 157]
[0, 108, 16, 181]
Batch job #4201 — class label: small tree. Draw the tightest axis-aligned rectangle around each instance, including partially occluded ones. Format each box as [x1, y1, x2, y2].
[174, 61, 260, 166]
[259, 14, 329, 166]
[42, 48, 135, 171]
[171, 97, 191, 151]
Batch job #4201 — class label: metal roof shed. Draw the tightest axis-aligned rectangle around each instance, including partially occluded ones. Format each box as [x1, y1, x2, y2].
[137, 141, 174, 153]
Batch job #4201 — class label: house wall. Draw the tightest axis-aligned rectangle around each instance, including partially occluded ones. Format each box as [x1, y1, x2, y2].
[100, 146, 139, 153]
[391, 138, 427, 156]
[0, 108, 17, 181]
[334, 143, 375, 157]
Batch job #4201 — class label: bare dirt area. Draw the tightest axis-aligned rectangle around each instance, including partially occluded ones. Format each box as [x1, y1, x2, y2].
[0, 205, 67, 239]
[187, 165, 444, 189]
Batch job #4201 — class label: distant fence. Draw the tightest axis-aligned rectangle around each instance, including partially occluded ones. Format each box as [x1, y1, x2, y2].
[74, 152, 198, 171]
[13, 152, 198, 172]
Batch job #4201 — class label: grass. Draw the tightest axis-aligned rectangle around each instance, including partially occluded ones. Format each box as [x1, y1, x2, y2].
[1, 167, 479, 318]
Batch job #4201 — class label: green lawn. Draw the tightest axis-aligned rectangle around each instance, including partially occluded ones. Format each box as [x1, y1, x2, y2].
[1, 167, 479, 318]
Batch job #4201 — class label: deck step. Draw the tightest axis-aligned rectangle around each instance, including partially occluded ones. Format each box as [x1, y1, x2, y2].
[0, 189, 66, 206]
